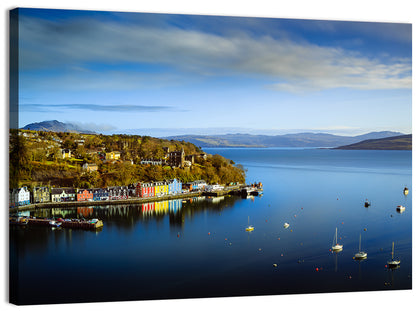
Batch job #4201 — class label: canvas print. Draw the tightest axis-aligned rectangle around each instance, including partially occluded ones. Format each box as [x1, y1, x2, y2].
[9, 8, 412, 305]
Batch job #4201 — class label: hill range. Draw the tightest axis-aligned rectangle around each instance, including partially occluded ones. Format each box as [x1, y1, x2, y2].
[165, 131, 406, 148]
[21, 120, 96, 134]
[21, 121, 410, 150]
[335, 134, 412, 150]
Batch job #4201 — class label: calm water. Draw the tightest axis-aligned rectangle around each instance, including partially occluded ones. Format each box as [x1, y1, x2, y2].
[10, 148, 412, 304]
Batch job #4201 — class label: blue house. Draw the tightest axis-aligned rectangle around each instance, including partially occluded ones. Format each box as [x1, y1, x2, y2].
[168, 178, 182, 195]
[92, 188, 109, 201]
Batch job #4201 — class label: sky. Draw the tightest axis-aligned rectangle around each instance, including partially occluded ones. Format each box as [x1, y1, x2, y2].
[15, 7, 412, 137]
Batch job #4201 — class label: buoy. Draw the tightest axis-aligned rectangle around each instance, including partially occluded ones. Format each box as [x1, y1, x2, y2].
[208, 232, 211, 235]
[273, 264, 277, 267]
[385, 265, 388, 268]
[229, 243, 232, 246]
[341, 222, 344, 224]
[259, 248, 262, 251]
[177, 233, 180, 237]
[278, 238, 280, 240]
[225, 238, 227, 241]
[281, 253, 284, 256]
[315, 268, 319, 271]
[364, 228, 367, 231]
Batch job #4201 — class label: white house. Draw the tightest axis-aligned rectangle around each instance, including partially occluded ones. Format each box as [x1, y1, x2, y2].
[205, 184, 224, 192]
[51, 188, 76, 202]
[10, 186, 31, 207]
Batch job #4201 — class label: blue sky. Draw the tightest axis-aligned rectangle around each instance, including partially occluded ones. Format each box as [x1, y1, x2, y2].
[16, 8, 412, 136]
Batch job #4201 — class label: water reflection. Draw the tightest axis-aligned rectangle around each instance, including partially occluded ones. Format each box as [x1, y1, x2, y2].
[27, 195, 243, 231]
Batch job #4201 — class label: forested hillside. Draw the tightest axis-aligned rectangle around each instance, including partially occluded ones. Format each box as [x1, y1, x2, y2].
[9, 130, 246, 189]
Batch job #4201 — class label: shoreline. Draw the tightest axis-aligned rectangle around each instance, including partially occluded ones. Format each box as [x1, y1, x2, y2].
[9, 186, 245, 213]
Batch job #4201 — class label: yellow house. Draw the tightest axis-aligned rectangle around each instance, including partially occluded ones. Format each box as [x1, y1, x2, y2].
[154, 181, 169, 197]
[106, 151, 121, 160]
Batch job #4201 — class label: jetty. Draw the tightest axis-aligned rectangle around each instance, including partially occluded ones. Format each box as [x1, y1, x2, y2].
[10, 216, 104, 230]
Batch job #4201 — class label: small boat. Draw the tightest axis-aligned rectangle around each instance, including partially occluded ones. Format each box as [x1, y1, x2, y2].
[9, 217, 29, 226]
[403, 187, 409, 195]
[354, 234, 367, 260]
[331, 227, 343, 252]
[364, 199, 371, 207]
[49, 220, 62, 228]
[283, 222, 290, 229]
[245, 216, 254, 232]
[387, 242, 400, 268]
[396, 205, 405, 213]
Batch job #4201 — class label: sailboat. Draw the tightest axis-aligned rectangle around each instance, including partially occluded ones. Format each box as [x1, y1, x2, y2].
[396, 205, 405, 213]
[331, 227, 343, 252]
[387, 242, 400, 268]
[354, 234, 367, 260]
[245, 216, 254, 232]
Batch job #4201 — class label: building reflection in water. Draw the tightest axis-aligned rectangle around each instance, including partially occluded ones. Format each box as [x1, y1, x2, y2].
[27, 195, 242, 233]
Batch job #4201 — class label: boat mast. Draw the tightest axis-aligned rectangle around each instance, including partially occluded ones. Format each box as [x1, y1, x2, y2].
[335, 227, 338, 244]
[359, 234, 361, 252]
[392, 242, 394, 260]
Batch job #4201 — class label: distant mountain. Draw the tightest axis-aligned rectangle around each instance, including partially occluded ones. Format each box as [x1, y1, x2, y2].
[166, 131, 404, 148]
[336, 134, 412, 150]
[21, 120, 96, 134]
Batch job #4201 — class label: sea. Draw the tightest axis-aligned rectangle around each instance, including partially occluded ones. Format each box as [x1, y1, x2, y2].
[9, 148, 412, 305]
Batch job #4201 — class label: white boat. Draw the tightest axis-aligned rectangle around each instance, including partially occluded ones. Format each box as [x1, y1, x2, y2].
[283, 222, 290, 229]
[387, 242, 400, 268]
[245, 216, 254, 232]
[331, 227, 343, 252]
[49, 220, 62, 228]
[396, 205, 405, 213]
[354, 234, 367, 260]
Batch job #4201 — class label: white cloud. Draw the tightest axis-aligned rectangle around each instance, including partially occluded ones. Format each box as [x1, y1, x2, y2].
[19, 15, 412, 93]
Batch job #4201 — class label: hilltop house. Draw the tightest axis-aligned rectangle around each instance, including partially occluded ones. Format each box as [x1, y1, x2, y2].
[140, 159, 166, 166]
[168, 149, 185, 168]
[106, 151, 121, 161]
[82, 162, 98, 172]
[61, 149, 71, 159]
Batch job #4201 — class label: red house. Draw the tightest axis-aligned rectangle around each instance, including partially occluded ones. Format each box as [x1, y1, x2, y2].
[136, 182, 155, 198]
[77, 189, 93, 201]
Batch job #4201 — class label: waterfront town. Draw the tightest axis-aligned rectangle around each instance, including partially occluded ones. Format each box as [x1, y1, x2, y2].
[10, 178, 207, 207]
[9, 128, 249, 209]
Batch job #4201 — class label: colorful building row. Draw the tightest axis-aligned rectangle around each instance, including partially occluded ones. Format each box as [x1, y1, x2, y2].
[10, 178, 200, 207]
